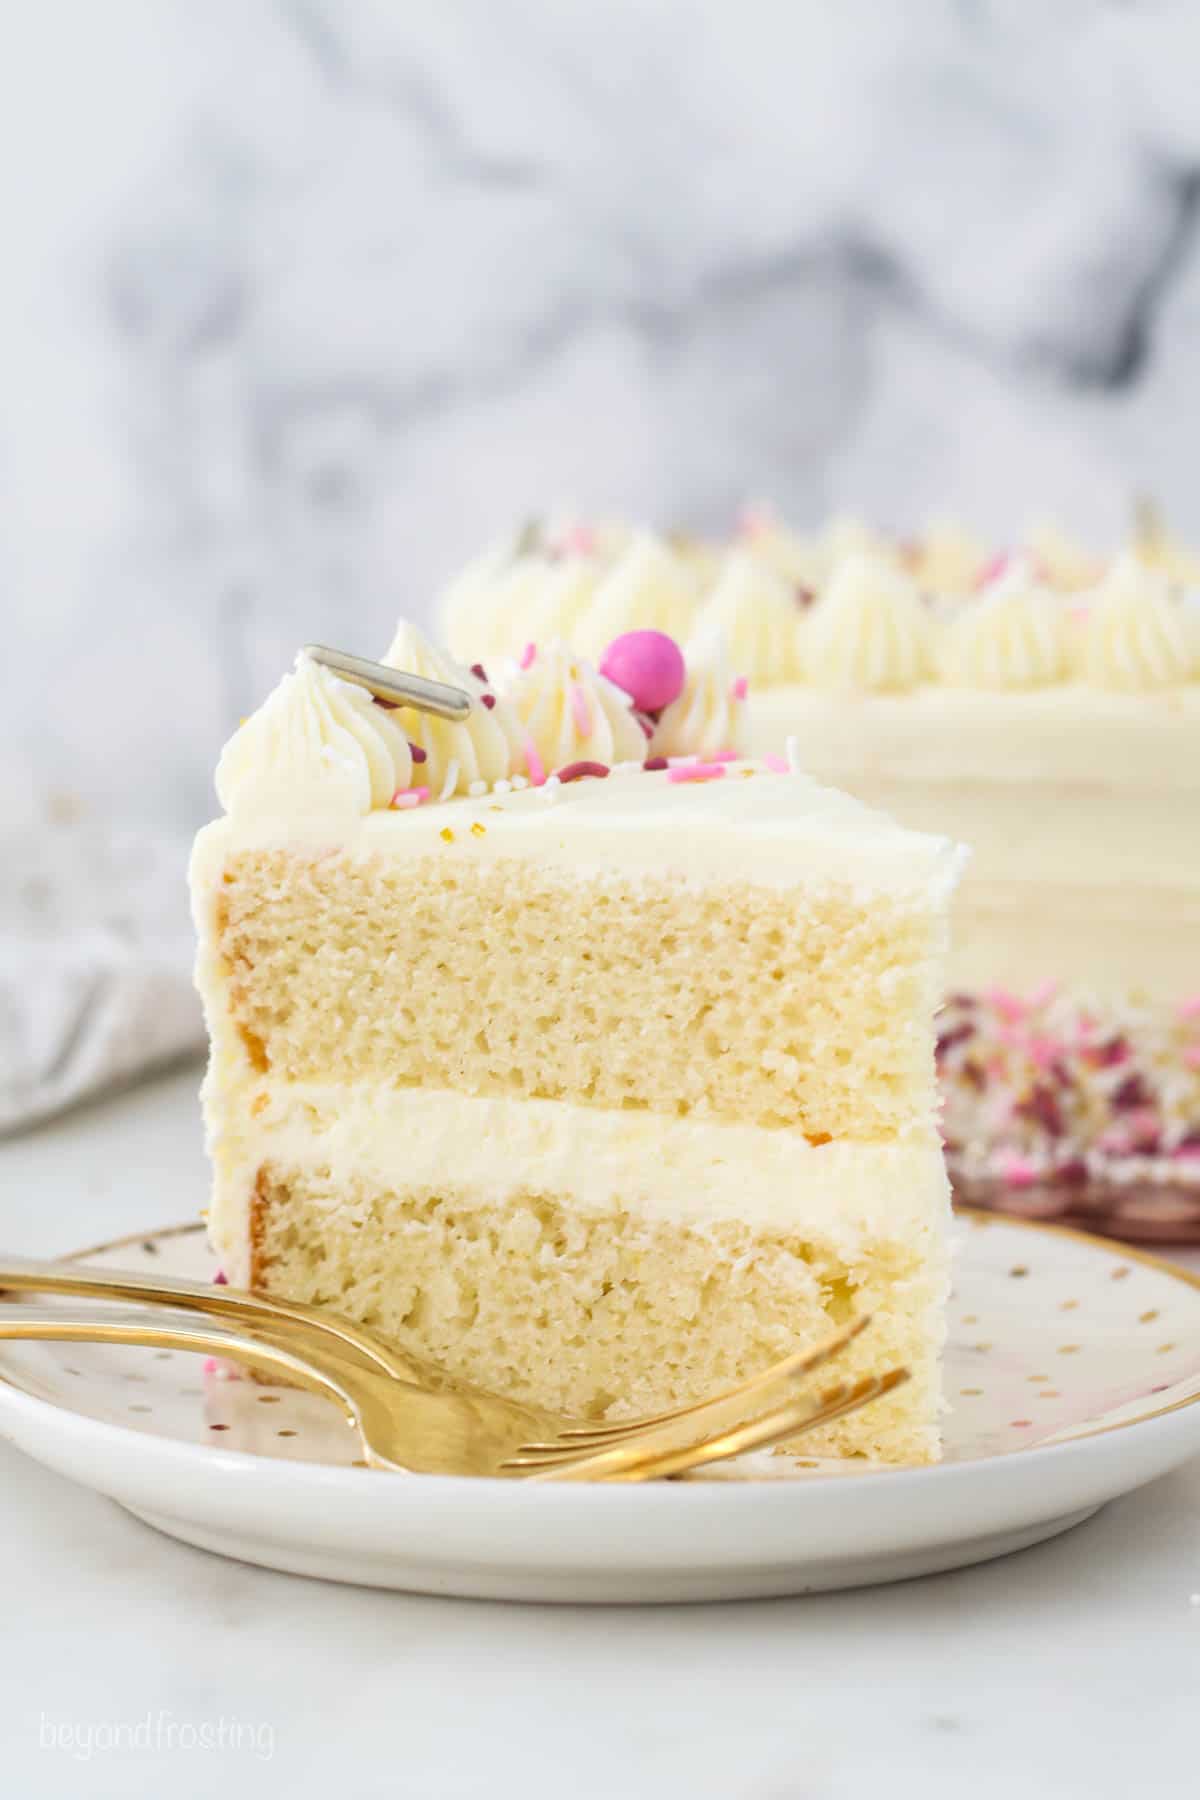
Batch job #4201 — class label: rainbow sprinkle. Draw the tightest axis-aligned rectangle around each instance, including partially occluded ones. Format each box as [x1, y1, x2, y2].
[519, 642, 537, 670]
[556, 760, 610, 783]
[391, 786, 430, 809]
[522, 731, 546, 788]
[730, 675, 749, 701]
[763, 753, 789, 773]
[667, 762, 727, 783]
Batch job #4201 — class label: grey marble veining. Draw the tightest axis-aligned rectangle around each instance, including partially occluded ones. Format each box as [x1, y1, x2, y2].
[4, 0, 1200, 831]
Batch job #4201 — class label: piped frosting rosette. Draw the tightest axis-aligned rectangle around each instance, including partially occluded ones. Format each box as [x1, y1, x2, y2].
[939, 555, 1067, 689]
[383, 620, 521, 798]
[693, 549, 803, 683]
[651, 629, 749, 759]
[803, 552, 931, 691]
[499, 642, 648, 782]
[216, 653, 415, 819]
[1082, 553, 1198, 690]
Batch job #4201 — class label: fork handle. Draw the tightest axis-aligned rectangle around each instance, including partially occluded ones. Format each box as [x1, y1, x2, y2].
[0, 1301, 363, 1439]
[0, 1254, 419, 1383]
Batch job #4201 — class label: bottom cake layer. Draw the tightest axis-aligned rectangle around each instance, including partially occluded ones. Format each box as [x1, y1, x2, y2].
[207, 1084, 951, 1465]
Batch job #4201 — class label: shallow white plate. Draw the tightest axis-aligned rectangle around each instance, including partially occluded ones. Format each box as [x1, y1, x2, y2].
[0, 1212, 1198, 1602]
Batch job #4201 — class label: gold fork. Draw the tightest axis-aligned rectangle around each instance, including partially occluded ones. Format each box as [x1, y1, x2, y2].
[0, 1255, 879, 1469]
[0, 1299, 907, 1480]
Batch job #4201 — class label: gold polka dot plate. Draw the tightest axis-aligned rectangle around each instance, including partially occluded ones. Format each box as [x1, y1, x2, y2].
[0, 1210, 1197, 1602]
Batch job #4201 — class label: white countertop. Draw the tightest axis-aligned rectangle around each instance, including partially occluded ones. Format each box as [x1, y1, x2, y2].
[1, 1067, 1197, 1799]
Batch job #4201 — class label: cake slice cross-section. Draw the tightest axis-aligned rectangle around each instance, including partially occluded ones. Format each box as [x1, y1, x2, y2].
[191, 643, 966, 1464]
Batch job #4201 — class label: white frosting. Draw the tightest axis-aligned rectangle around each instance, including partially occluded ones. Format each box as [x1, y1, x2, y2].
[383, 619, 519, 796]
[521, 558, 602, 654]
[940, 557, 1066, 689]
[1022, 522, 1102, 593]
[440, 543, 546, 665]
[804, 553, 931, 691]
[653, 629, 749, 758]
[576, 531, 699, 659]
[909, 518, 988, 596]
[1083, 553, 1197, 690]
[196, 759, 966, 902]
[205, 1079, 949, 1286]
[215, 655, 413, 820]
[500, 641, 647, 774]
[694, 549, 802, 682]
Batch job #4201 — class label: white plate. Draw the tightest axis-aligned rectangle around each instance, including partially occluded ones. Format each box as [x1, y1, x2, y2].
[0, 1212, 1198, 1602]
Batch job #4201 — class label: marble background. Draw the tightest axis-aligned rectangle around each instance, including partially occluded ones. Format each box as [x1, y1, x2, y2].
[5, 0, 1200, 831]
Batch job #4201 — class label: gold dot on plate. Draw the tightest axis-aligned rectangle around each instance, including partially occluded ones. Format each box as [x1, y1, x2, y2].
[959, 1387, 984, 1397]
[128, 1404, 152, 1414]
[1009, 1265, 1030, 1279]
[1010, 1419, 1033, 1428]
[351, 1459, 370, 1469]
[470, 821, 486, 837]
[439, 826, 455, 844]
[1058, 1344, 1082, 1355]
[1060, 1299, 1079, 1312]
[961, 1314, 979, 1325]
[1028, 1374, 1050, 1383]
[277, 1428, 298, 1438]
[257, 1394, 281, 1404]
[1040, 1389, 1060, 1399]
[153, 1351, 172, 1361]
[1157, 1343, 1177, 1356]
[795, 1459, 821, 1469]
[1111, 1267, 1131, 1282]
[1139, 1309, 1160, 1324]
[973, 1342, 993, 1353]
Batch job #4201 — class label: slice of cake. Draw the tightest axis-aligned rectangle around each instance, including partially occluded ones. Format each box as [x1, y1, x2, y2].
[191, 629, 964, 1465]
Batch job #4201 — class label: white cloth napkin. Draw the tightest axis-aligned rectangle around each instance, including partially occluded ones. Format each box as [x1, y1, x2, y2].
[0, 824, 204, 1134]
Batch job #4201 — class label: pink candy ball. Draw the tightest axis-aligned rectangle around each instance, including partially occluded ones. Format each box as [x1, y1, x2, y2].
[599, 630, 686, 713]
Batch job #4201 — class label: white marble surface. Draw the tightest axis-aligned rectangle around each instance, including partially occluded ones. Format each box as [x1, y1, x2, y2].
[0, 1066, 1197, 1798]
[6, 2, 1200, 833]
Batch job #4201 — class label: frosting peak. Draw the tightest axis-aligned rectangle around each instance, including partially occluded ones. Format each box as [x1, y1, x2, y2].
[216, 655, 414, 819]
[500, 642, 647, 776]
[804, 554, 930, 691]
[941, 557, 1066, 689]
[576, 532, 699, 659]
[382, 620, 518, 796]
[1083, 554, 1197, 691]
[652, 629, 749, 758]
[695, 550, 802, 684]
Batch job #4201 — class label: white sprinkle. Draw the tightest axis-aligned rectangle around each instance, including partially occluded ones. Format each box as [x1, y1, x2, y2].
[492, 778, 513, 795]
[467, 779, 487, 798]
[785, 734, 804, 774]
[438, 758, 460, 803]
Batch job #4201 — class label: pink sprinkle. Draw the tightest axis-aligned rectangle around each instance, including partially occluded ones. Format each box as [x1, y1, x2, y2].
[1179, 995, 1200, 1020]
[974, 551, 1010, 590]
[519, 642, 537, 670]
[1027, 979, 1059, 1010]
[392, 787, 430, 809]
[763, 753, 789, 773]
[203, 1356, 220, 1375]
[1184, 1045, 1200, 1070]
[730, 675, 749, 701]
[1028, 1035, 1066, 1070]
[667, 762, 728, 783]
[213, 1268, 228, 1286]
[570, 681, 592, 738]
[708, 748, 740, 762]
[565, 523, 596, 556]
[556, 760, 610, 783]
[987, 987, 1028, 1024]
[737, 502, 774, 539]
[997, 1150, 1038, 1188]
[522, 731, 546, 788]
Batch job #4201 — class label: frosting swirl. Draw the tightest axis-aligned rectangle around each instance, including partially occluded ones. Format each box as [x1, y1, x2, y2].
[441, 548, 548, 666]
[383, 619, 518, 795]
[1083, 553, 1197, 690]
[908, 517, 988, 596]
[652, 630, 749, 758]
[694, 550, 802, 684]
[940, 557, 1066, 689]
[501, 642, 647, 775]
[216, 654, 414, 818]
[576, 532, 699, 659]
[803, 554, 930, 691]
